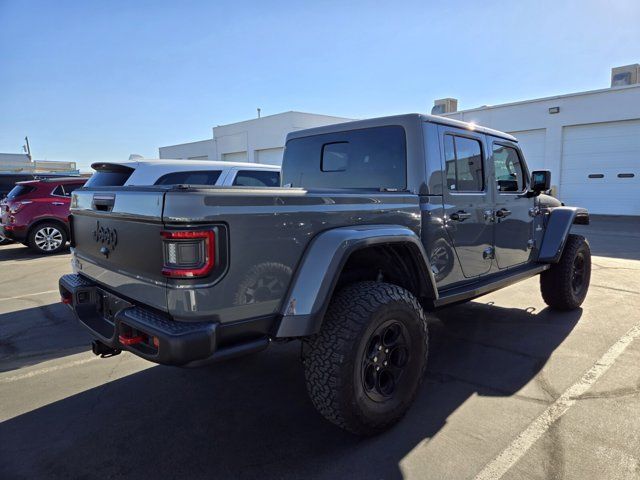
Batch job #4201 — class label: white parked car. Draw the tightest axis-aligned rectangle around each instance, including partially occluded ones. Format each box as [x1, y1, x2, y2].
[84, 159, 280, 188]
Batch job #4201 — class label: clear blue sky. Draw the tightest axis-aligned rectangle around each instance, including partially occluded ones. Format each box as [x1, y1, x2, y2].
[1, 0, 638, 171]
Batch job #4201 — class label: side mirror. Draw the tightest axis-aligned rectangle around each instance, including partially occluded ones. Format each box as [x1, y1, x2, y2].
[530, 170, 551, 194]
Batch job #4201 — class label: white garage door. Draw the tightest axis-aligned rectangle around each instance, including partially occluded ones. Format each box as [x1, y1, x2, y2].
[256, 147, 284, 165]
[222, 151, 247, 163]
[561, 120, 640, 215]
[509, 129, 546, 172]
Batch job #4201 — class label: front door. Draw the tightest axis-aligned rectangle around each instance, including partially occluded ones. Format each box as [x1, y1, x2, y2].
[440, 126, 493, 278]
[489, 139, 534, 268]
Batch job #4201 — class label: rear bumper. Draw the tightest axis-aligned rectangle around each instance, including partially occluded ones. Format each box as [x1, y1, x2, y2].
[0, 224, 27, 242]
[59, 274, 268, 366]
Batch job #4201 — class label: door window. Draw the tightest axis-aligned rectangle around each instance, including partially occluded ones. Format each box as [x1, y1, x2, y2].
[52, 184, 82, 197]
[52, 185, 66, 196]
[493, 144, 526, 192]
[444, 134, 484, 192]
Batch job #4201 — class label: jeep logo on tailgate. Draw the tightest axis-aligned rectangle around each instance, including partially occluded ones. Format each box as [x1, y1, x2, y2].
[93, 221, 118, 252]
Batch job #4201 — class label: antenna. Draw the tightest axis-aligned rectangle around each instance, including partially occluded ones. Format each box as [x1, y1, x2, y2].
[24, 136, 32, 161]
[257, 108, 261, 118]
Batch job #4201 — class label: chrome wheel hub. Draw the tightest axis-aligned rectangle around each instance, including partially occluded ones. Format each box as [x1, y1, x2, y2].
[34, 227, 63, 251]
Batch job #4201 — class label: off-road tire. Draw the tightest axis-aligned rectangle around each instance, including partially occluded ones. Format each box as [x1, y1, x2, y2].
[540, 234, 591, 310]
[303, 281, 429, 436]
[27, 222, 68, 255]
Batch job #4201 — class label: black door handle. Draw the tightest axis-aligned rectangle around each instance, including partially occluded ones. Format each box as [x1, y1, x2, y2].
[450, 211, 472, 222]
[495, 208, 512, 218]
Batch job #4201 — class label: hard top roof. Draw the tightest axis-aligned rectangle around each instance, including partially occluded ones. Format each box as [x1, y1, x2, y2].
[285, 113, 517, 142]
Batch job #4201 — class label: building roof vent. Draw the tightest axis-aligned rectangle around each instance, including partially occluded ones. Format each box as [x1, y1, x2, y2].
[431, 98, 458, 115]
[611, 64, 640, 87]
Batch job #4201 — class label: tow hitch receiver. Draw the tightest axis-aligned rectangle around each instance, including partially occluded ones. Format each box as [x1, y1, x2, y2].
[91, 340, 121, 358]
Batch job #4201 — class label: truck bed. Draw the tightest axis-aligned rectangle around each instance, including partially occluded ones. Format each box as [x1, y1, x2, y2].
[71, 185, 422, 325]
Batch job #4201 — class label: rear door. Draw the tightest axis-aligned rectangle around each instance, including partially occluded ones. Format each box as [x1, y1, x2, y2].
[49, 184, 74, 219]
[489, 138, 534, 268]
[439, 126, 494, 278]
[71, 188, 168, 312]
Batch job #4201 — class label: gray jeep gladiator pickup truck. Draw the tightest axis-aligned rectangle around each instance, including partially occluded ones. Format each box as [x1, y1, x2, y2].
[60, 114, 591, 435]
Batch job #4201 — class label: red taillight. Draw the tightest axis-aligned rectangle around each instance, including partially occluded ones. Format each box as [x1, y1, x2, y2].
[61, 292, 72, 304]
[161, 230, 216, 278]
[9, 201, 32, 214]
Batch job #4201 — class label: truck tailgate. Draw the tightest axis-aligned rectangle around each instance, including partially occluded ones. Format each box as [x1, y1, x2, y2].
[71, 188, 168, 312]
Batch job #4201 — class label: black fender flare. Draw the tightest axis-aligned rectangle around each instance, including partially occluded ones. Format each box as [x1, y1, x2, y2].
[537, 206, 589, 263]
[275, 225, 437, 337]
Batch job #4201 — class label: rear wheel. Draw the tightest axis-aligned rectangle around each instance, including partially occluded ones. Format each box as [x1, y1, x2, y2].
[303, 281, 429, 435]
[28, 222, 67, 254]
[540, 234, 591, 310]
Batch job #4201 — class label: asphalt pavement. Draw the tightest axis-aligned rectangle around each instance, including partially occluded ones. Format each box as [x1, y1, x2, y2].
[0, 215, 639, 479]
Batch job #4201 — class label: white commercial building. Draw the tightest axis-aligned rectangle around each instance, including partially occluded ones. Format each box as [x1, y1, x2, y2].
[0, 153, 78, 174]
[159, 111, 353, 165]
[439, 65, 640, 216]
[160, 67, 639, 216]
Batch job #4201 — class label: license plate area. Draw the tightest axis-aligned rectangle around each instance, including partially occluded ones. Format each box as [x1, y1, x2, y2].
[96, 288, 131, 325]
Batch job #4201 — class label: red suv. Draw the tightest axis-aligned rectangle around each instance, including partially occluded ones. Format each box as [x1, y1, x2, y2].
[0, 177, 86, 254]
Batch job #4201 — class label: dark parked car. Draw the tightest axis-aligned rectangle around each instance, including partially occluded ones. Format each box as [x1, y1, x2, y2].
[60, 114, 591, 435]
[1, 177, 86, 254]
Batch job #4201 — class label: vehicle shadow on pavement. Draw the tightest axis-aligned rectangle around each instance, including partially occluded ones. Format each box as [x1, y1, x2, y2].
[0, 302, 580, 480]
[0, 302, 91, 372]
[0, 244, 70, 261]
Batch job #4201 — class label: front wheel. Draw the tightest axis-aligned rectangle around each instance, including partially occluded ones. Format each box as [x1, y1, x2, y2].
[28, 223, 68, 254]
[303, 281, 429, 436]
[540, 234, 591, 310]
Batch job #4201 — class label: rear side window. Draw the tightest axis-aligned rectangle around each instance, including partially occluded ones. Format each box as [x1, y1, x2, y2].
[493, 144, 526, 192]
[154, 170, 222, 186]
[282, 126, 406, 190]
[444, 134, 484, 192]
[52, 183, 84, 196]
[232, 170, 280, 187]
[85, 169, 133, 187]
[7, 185, 36, 199]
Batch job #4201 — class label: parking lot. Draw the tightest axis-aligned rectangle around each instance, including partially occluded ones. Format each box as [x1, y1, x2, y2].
[0, 216, 638, 480]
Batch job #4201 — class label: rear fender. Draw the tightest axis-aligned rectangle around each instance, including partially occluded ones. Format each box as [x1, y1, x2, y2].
[538, 206, 589, 263]
[275, 225, 437, 337]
